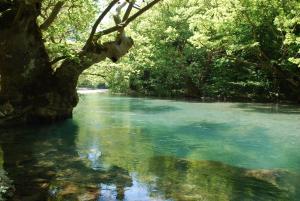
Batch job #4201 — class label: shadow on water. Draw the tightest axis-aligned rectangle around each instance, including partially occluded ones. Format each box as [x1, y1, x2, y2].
[129, 104, 179, 114]
[147, 156, 300, 201]
[120, 100, 180, 114]
[146, 121, 275, 166]
[0, 100, 300, 201]
[0, 120, 299, 201]
[0, 121, 132, 201]
[175, 121, 232, 137]
[232, 103, 300, 114]
[80, 94, 180, 114]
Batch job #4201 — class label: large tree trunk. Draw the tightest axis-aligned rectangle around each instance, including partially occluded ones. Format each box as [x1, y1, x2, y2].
[0, 2, 80, 125]
[0, 0, 160, 125]
[0, 0, 135, 126]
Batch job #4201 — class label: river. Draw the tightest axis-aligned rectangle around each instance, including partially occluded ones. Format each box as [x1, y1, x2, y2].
[0, 93, 300, 200]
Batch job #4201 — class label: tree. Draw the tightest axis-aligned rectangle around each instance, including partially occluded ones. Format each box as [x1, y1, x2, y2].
[0, 0, 161, 125]
[98, 0, 300, 101]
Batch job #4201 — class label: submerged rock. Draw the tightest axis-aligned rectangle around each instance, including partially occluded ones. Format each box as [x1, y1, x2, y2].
[147, 156, 300, 201]
[0, 169, 14, 201]
[77, 189, 100, 201]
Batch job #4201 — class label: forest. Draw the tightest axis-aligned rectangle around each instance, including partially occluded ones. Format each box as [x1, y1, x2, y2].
[78, 0, 300, 102]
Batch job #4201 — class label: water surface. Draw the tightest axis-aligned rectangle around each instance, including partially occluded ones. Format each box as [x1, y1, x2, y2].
[1, 93, 300, 201]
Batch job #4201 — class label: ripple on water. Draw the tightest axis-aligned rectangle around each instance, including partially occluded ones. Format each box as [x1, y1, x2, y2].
[1, 94, 300, 200]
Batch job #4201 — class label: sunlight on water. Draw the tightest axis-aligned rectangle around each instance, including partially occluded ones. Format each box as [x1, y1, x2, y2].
[75, 94, 300, 172]
[0, 93, 300, 200]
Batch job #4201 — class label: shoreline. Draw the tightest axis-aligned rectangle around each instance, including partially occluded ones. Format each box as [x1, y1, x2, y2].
[76, 88, 300, 105]
[77, 88, 109, 94]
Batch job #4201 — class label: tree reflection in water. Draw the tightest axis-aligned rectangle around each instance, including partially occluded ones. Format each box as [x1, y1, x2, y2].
[0, 119, 299, 201]
[0, 121, 132, 201]
[147, 156, 300, 201]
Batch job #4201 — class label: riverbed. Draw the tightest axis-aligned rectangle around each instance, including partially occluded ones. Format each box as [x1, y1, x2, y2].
[0, 93, 300, 200]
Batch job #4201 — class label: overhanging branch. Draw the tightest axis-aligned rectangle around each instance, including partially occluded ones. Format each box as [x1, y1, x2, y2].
[40, 1, 64, 30]
[85, 0, 119, 47]
[50, 55, 68, 65]
[122, 1, 134, 21]
[94, 0, 161, 39]
[122, 0, 161, 26]
[75, 0, 162, 70]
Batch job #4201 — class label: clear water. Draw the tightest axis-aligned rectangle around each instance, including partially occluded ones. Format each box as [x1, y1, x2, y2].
[1, 93, 300, 201]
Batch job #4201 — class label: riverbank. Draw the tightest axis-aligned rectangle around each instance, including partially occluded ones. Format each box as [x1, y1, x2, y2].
[77, 88, 109, 94]
[123, 90, 300, 105]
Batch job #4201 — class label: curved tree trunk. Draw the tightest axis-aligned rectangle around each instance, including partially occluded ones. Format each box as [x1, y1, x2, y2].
[0, 0, 161, 125]
[0, 2, 84, 125]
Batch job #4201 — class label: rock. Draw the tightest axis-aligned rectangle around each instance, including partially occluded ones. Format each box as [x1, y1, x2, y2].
[60, 183, 78, 196]
[244, 169, 283, 186]
[33, 178, 48, 183]
[0, 111, 5, 117]
[0, 102, 14, 116]
[40, 183, 50, 189]
[77, 189, 100, 201]
[0, 169, 14, 201]
[46, 171, 56, 177]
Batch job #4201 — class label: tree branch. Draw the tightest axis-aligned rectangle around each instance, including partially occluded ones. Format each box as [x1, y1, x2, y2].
[94, 0, 161, 39]
[50, 55, 68, 65]
[13, 2, 25, 24]
[75, 0, 161, 70]
[122, 1, 134, 21]
[123, 0, 161, 25]
[85, 0, 119, 47]
[113, 1, 127, 25]
[40, 1, 64, 30]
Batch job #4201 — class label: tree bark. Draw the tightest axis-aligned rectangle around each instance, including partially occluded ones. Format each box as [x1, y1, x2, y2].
[0, 0, 161, 125]
[0, 2, 81, 125]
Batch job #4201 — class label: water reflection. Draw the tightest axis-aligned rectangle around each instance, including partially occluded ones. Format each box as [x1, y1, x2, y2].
[233, 103, 300, 114]
[147, 156, 300, 201]
[0, 122, 133, 201]
[0, 94, 300, 200]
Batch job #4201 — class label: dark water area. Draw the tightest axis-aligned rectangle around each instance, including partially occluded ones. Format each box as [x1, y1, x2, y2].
[1, 93, 300, 200]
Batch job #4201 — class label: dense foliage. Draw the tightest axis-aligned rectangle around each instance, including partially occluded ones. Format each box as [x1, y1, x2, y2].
[39, 0, 98, 61]
[80, 0, 300, 102]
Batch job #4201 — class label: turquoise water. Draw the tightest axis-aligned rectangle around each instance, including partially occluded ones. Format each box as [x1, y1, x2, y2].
[1, 93, 300, 200]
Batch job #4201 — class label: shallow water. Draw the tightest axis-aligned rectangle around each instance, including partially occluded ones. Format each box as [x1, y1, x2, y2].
[1, 93, 300, 201]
